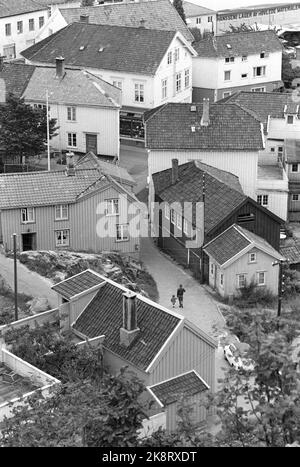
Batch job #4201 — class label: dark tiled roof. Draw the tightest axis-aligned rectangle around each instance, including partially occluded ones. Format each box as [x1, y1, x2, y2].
[285, 139, 300, 163]
[0, 63, 35, 100]
[204, 224, 282, 265]
[22, 22, 176, 75]
[22, 67, 121, 108]
[52, 270, 104, 300]
[219, 91, 300, 124]
[144, 102, 263, 150]
[0, 0, 75, 18]
[280, 243, 300, 264]
[148, 370, 208, 406]
[60, 0, 193, 42]
[153, 160, 246, 234]
[183, 1, 215, 17]
[0, 152, 135, 209]
[73, 281, 182, 371]
[77, 152, 135, 186]
[193, 30, 282, 58]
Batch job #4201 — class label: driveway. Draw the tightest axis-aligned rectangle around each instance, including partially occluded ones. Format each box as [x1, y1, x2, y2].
[0, 253, 57, 309]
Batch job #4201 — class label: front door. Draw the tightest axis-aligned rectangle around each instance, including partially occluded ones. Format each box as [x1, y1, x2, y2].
[22, 233, 37, 251]
[86, 134, 98, 155]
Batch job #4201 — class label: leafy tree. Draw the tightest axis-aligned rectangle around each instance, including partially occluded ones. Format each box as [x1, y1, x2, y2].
[189, 27, 212, 43]
[173, 0, 186, 25]
[81, 0, 94, 6]
[0, 93, 58, 163]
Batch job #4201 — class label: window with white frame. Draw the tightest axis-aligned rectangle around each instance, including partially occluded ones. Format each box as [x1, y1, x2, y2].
[105, 199, 119, 215]
[162, 78, 167, 99]
[257, 194, 268, 206]
[184, 69, 190, 88]
[170, 209, 175, 224]
[224, 70, 231, 81]
[257, 271, 265, 286]
[55, 229, 70, 247]
[176, 213, 182, 230]
[174, 48, 180, 62]
[251, 87, 266, 92]
[39, 16, 45, 29]
[196, 17, 201, 24]
[292, 163, 299, 172]
[134, 83, 144, 102]
[183, 219, 188, 235]
[292, 194, 299, 201]
[67, 133, 77, 147]
[237, 274, 246, 288]
[165, 204, 170, 219]
[113, 80, 122, 90]
[249, 252, 257, 263]
[208, 16, 213, 22]
[29, 18, 35, 31]
[17, 21, 23, 34]
[21, 207, 35, 223]
[225, 57, 234, 63]
[67, 107, 76, 121]
[176, 72, 181, 92]
[3, 44, 16, 59]
[253, 66, 266, 77]
[167, 51, 172, 65]
[55, 204, 68, 220]
[5, 24, 11, 36]
[220, 273, 224, 287]
[116, 224, 129, 242]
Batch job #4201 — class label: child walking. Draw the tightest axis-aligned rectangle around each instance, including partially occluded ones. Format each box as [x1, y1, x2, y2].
[170, 295, 177, 308]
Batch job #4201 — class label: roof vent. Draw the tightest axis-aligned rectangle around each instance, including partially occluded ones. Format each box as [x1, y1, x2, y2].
[79, 45, 85, 51]
[190, 105, 197, 112]
[226, 44, 232, 49]
[98, 46, 104, 52]
[191, 125, 196, 132]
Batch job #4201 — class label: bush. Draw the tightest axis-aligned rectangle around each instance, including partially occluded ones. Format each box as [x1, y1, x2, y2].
[233, 280, 276, 308]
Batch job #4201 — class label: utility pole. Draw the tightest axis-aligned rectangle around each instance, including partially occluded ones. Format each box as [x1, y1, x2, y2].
[272, 258, 286, 318]
[46, 89, 50, 171]
[12, 233, 18, 321]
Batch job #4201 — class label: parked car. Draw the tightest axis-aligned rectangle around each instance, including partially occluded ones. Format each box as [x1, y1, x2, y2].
[224, 343, 255, 372]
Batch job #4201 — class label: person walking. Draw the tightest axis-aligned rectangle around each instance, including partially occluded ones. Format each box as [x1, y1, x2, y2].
[170, 294, 177, 308]
[177, 284, 186, 308]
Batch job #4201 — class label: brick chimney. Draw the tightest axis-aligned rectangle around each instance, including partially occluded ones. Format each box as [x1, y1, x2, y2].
[120, 291, 139, 348]
[65, 151, 75, 176]
[200, 98, 210, 127]
[80, 14, 89, 23]
[55, 56, 65, 79]
[171, 158, 179, 185]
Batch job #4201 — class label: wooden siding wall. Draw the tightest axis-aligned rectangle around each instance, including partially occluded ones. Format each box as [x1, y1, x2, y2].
[1, 185, 140, 256]
[150, 326, 215, 393]
[206, 200, 281, 251]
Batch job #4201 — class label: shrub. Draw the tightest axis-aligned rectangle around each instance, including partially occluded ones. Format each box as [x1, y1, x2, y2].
[233, 280, 276, 308]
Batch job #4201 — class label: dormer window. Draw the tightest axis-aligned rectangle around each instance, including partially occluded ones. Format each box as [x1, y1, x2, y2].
[242, 55, 248, 61]
[260, 52, 265, 58]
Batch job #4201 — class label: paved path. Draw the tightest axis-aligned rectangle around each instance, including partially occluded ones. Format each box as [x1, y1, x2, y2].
[140, 237, 224, 338]
[0, 253, 57, 309]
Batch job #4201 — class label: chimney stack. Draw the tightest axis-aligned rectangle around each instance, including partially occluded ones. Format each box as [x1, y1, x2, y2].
[80, 14, 89, 23]
[55, 56, 65, 79]
[171, 158, 179, 185]
[200, 98, 210, 127]
[65, 151, 75, 177]
[120, 291, 139, 348]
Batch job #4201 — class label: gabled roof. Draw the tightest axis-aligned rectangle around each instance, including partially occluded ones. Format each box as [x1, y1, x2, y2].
[21, 22, 178, 76]
[77, 152, 135, 186]
[59, 0, 194, 42]
[0, 0, 75, 18]
[183, 1, 216, 18]
[72, 272, 216, 372]
[153, 160, 246, 234]
[0, 152, 133, 209]
[203, 224, 283, 266]
[280, 242, 300, 264]
[193, 30, 282, 58]
[144, 102, 264, 151]
[147, 370, 209, 407]
[22, 67, 121, 108]
[219, 91, 300, 125]
[0, 63, 35, 101]
[52, 269, 105, 300]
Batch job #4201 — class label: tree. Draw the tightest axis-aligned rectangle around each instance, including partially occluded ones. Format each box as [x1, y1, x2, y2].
[81, 0, 94, 6]
[0, 93, 58, 163]
[173, 0, 186, 25]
